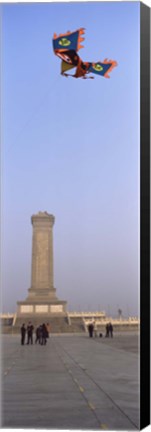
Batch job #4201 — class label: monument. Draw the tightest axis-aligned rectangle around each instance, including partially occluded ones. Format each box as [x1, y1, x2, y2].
[15, 212, 67, 328]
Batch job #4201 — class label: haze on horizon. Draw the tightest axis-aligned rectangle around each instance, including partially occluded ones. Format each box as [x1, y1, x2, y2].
[2, 2, 140, 318]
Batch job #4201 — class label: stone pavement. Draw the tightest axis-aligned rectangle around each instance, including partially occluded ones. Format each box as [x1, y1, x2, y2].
[1, 332, 140, 430]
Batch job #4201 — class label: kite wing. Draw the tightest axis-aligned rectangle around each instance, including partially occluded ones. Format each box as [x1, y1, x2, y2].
[87, 59, 118, 78]
[52, 28, 85, 56]
[52, 29, 85, 75]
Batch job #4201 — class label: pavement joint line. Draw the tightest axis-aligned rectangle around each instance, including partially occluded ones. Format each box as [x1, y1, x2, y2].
[100, 424, 108, 429]
[79, 386, 84, 393]
[73, 378, 78, 383]
[3, 347, 23, 377]
[55, 338, 138, 429]
[51, 339, 104, 429]
[64, 369, 98, 422]
[3, 357, 19, 376]
[88, 402, 95, 410]
[4, 364, 14, 375]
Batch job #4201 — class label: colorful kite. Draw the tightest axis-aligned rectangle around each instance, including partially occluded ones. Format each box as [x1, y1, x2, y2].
[52, 28, 118, 79]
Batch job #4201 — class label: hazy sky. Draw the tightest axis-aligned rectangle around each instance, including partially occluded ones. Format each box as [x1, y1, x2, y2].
[2, 1, 140, 316]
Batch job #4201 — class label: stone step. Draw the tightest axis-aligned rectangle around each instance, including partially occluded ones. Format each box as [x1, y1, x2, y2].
[11, 316, 86, 334]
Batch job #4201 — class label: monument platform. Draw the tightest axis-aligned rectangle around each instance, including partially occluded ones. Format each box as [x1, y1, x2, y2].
[1, 332, 139, 429]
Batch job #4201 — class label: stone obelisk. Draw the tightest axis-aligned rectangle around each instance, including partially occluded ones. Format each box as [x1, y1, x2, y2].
[16, 212, 67, 319]
[29, 212, 56, 299]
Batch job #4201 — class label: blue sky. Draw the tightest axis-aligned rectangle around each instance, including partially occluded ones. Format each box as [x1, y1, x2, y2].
[2, 2, 140, 316]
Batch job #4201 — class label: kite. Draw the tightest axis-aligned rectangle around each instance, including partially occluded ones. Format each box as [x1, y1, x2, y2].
[52, 28, 118, 79]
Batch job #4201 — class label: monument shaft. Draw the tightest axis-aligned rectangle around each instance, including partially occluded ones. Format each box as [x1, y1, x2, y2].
[31, 213, 54, 290]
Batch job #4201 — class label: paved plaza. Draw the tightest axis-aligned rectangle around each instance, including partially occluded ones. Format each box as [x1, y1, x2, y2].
[1, 332, 140, 430]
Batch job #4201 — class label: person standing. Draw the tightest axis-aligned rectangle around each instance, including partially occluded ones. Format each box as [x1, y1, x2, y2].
[41, 323, 48, 345]
[35, 326, 40, 344]
[21, 324, 26, 345]
[39, 325, 43, 344]
[105, 323, 109, 337]
[88, 322, 94, 338]
[93, 321, 97, 337]
[27, 322, 34, 344]
[109, 322, 113, 338]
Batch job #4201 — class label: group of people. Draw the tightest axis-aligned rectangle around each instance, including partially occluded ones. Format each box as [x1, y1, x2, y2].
[87, 321, 113, 338]
[21, 322, 50, 345]
[21, 321, 113, 342]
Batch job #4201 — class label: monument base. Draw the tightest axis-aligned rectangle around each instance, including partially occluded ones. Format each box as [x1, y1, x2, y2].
[13, 299, 68, 333]
[16, 283, 67, 318]
[16, 299, 67, 316]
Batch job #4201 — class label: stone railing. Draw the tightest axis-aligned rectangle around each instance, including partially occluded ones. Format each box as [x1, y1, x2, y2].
[0, 312, 140, 329]
[68, 311, 106, 318]
[84, 318, 140, 327]
[0, 313, 15, 319]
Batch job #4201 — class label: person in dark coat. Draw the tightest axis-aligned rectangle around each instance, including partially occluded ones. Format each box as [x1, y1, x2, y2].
[27, 322, 34, 344]
[105, 323, 109, 337]
[21, 324, 26, 345]
[39, 325, 43, 344]
[88, 322, 94, 338]
[35, 326, 41, 344]
[41, 323, 48, 345]
[109, 322, 113, 338]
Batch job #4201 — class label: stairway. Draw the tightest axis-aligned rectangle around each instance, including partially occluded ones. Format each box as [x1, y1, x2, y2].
[69, 317, 85, 332]
[12, 315, 85, 334]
